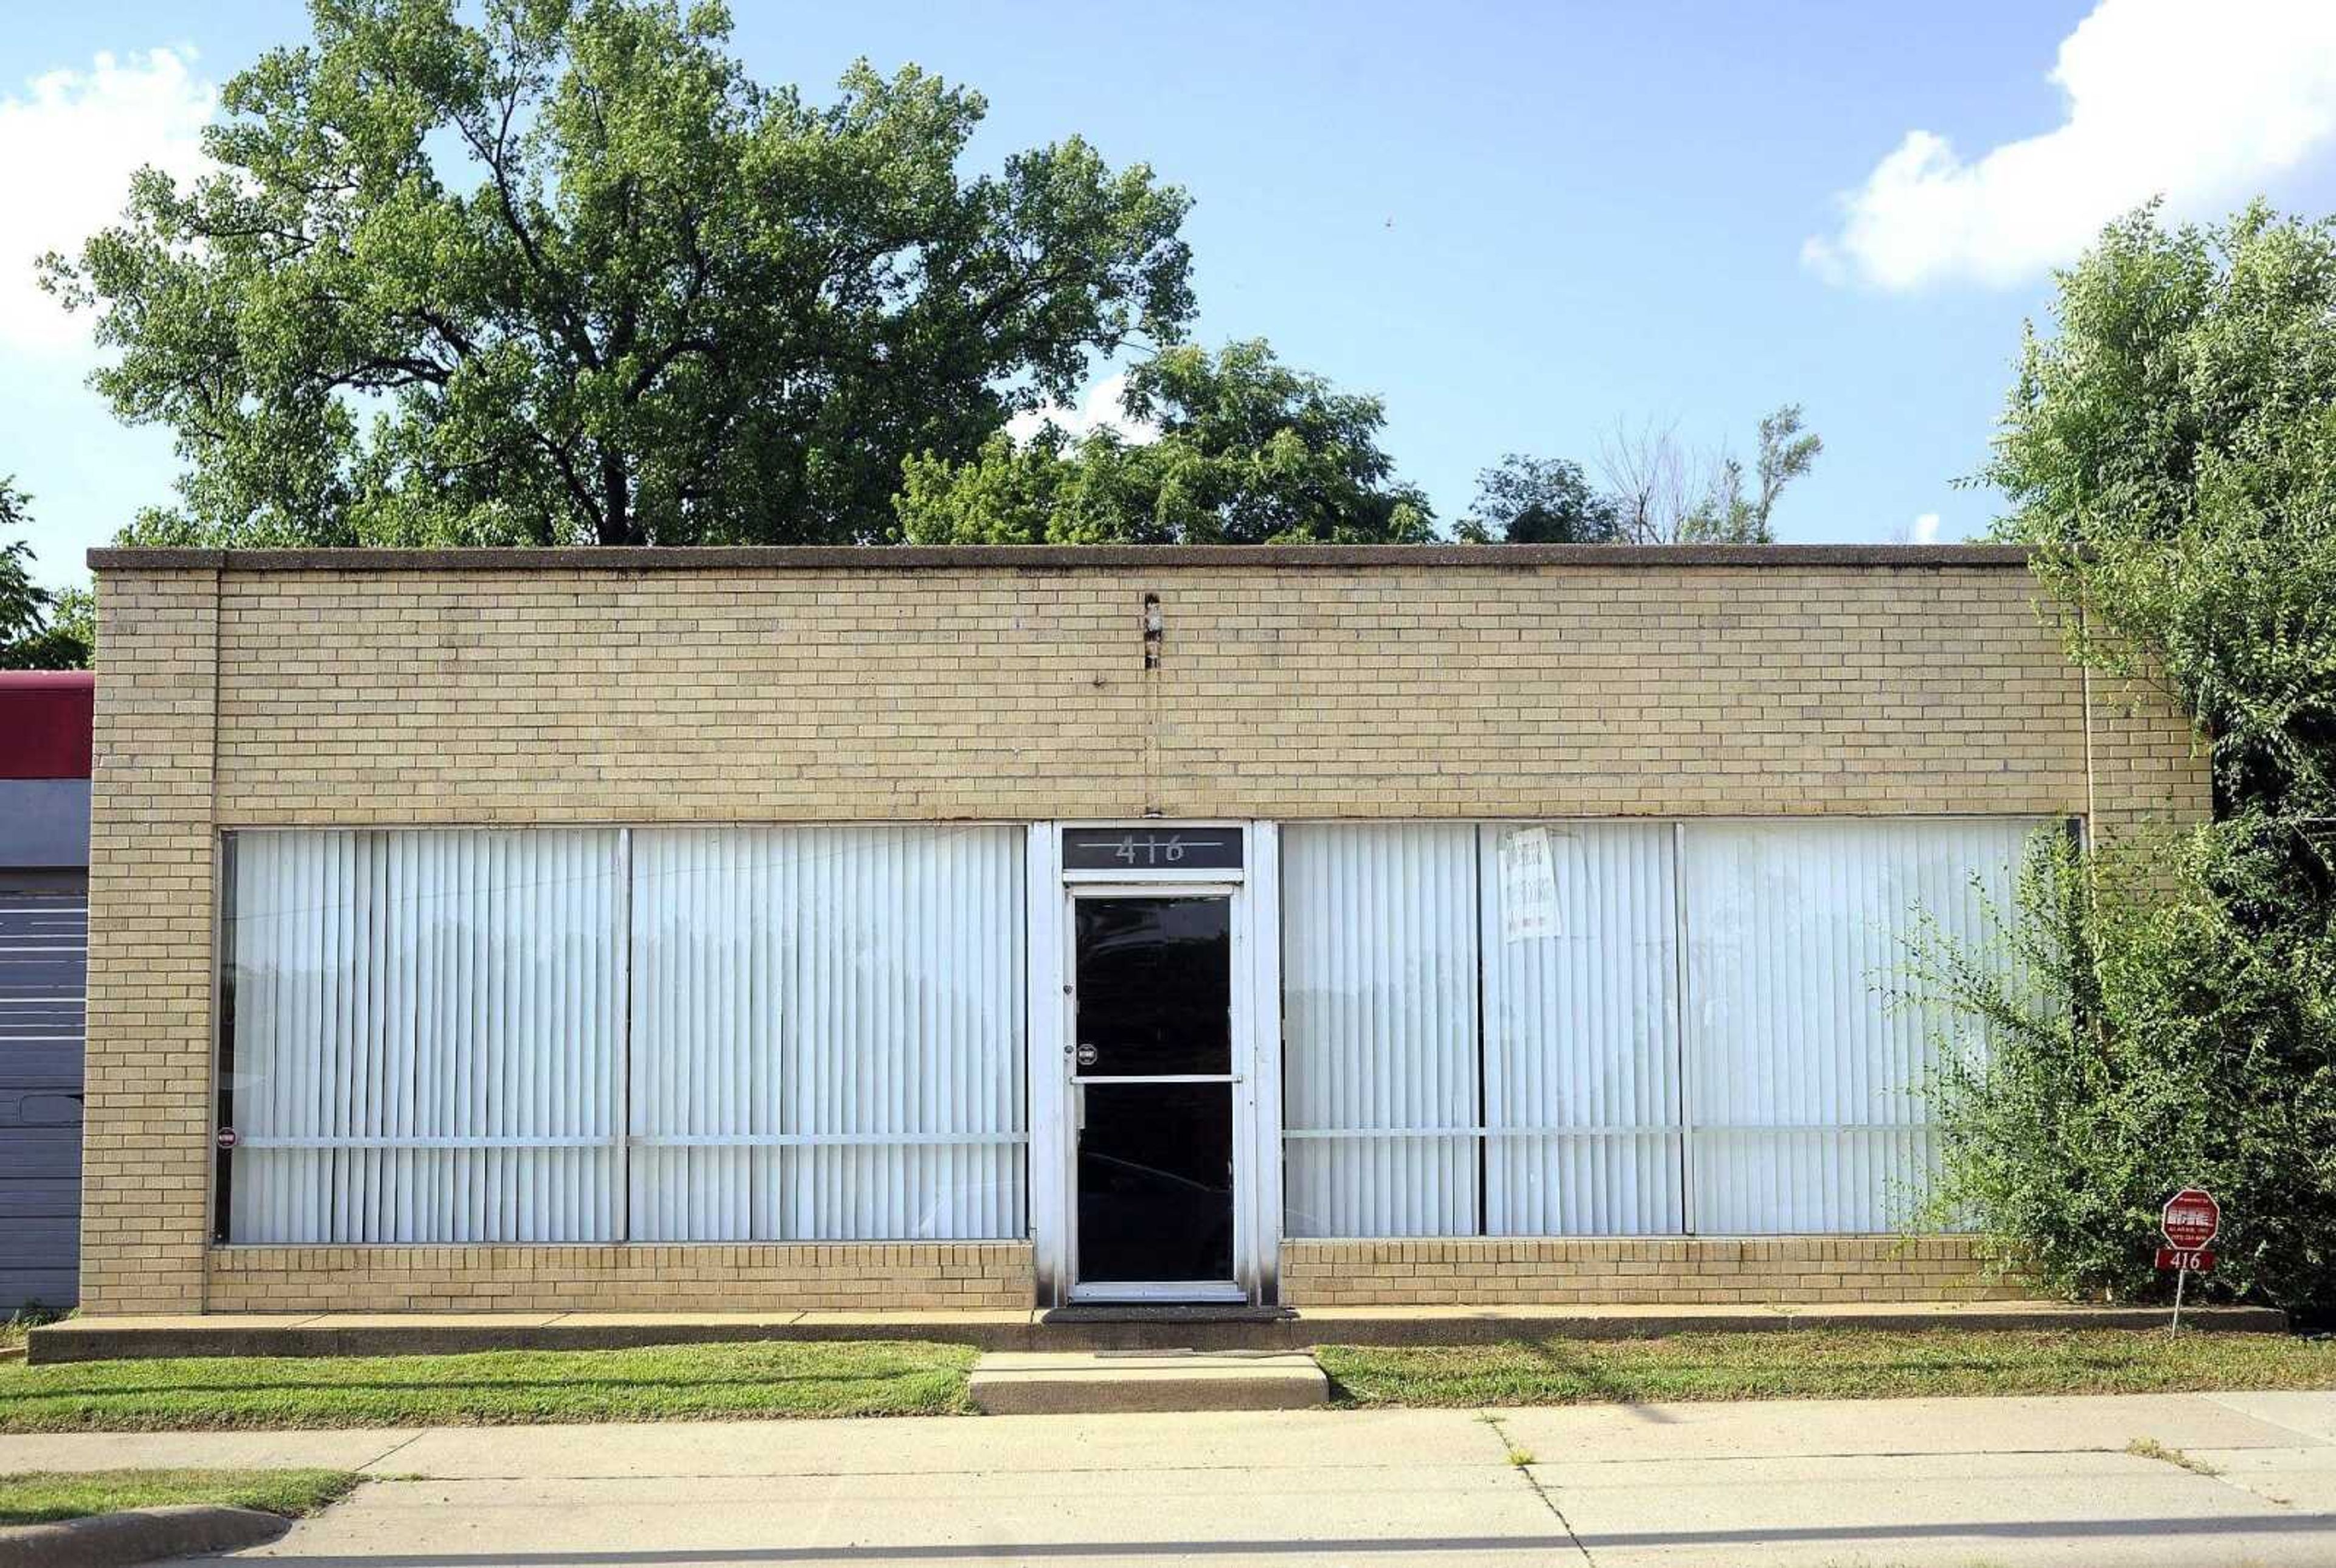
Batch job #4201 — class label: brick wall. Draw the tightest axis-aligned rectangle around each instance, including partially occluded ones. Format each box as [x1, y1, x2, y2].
[82, 569, 220, 1314]
[1279, 1238, 2022, 1306]
[203, 560, 2118, 823]
[78, 547, 2210, 1316]
[2085, 668, 2216, 841]
[207, 1243, 1034, 1314]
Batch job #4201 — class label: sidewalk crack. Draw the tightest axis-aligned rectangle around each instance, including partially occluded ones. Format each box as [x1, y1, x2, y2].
[1478, 1412, 1594, 1567]
[360, 1428, 431, 1475]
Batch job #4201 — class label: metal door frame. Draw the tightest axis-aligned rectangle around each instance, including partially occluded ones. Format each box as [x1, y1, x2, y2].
[1063, 880, 1242, 1303]
[1027, 823, 1282, 1307]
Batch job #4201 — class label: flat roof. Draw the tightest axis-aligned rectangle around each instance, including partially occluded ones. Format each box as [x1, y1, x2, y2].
[90, 543, 2033, 573]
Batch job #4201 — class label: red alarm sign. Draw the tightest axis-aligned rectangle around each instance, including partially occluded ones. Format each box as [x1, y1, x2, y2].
[2161, 1188, 2220, 1251]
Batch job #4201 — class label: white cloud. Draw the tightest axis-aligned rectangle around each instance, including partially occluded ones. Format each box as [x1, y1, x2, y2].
[1006, 371, 1161, 446]
[0, 47, 215, 353]
[1805, 0, 2336, 290]
[1910, 512, 1942, 544]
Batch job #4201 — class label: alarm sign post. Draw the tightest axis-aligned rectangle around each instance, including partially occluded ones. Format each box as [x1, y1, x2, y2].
[2157, 1187, 2220, 1333]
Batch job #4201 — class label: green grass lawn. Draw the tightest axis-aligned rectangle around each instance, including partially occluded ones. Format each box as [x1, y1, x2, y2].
[1318, 1329, 2336, 1407]
[5, 1329, 2326, 1431]
[0, 1467, 358, 1525]
[0, 1340, 975, 1432]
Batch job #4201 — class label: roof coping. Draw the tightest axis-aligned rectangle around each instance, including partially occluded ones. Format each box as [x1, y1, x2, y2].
[88, 543, 2034, 573]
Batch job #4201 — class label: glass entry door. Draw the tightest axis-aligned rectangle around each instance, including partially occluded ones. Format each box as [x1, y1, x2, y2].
[1070, 893, 1239, 1296]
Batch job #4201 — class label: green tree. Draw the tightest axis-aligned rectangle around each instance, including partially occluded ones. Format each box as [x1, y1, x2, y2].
[1590, 404, 1820, 545]
[1990, 203, 2336, 813]
[1919, 203, 2336, 1309]
[895, 339, 1435, 544]
[1456, 455, 1622, 544]
[43, 0, 1194, 547]
[0, 479, 94, 671]
[1681, 404, 1823, 544]
[0, 481, 41, 642]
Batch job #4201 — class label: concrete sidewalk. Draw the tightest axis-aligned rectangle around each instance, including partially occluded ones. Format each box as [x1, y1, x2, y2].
[5, 1392, 2332, 1566]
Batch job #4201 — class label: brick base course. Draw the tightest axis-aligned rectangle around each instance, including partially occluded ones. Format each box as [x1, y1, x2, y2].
[204, 1242, 1035, 1313]
[1278, 1237, 2021, 1306]
[195, 1237, 2012, 1314]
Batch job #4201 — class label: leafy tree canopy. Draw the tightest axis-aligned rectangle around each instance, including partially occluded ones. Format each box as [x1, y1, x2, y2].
[1684, 403, 1821, 544]
[1921, 202, 2336, 1310]
[1456, 455, 1622, 544]
[1985, 201, 2336, 814]
[0, 481, 41, 644]
[895, 339, 1435, 544]
[1483, 404, 1821, 547]
[43, 0, 1195, 547]
[0, 479, 94, 670]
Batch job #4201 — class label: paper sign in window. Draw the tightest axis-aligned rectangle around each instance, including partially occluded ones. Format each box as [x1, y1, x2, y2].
[1498, 825, 1560, 943]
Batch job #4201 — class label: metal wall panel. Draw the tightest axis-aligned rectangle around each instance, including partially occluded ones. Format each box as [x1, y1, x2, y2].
[1680, 818, 2040, 1233]
[225, 831, 624, 1244]
[1480, 823, 1683, 1236]
[0, 884, 85, 1307]
[1281, 824, 1479, 1237]
[628, 826, 1025, 1241]
[0, 780, 91, 867]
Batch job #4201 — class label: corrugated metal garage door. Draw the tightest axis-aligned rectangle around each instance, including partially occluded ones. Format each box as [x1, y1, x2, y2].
[0, 883, 85, 1310]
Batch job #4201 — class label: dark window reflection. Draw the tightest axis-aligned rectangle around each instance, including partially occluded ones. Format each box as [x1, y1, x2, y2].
[1072, 897, 1231, 1077]
[1077, 1081, 1234, 1283]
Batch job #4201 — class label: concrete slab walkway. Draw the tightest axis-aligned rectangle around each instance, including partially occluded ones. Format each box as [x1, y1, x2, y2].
[27, 1299, 2287, 1361]
[4, 1391, 2332, 1566]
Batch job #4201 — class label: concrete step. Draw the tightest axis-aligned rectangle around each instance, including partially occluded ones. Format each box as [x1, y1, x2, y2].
[968, 1349, 1329, 1415]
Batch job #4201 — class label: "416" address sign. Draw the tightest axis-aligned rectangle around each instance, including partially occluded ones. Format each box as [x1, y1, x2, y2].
[1062, 827, 1244, 872]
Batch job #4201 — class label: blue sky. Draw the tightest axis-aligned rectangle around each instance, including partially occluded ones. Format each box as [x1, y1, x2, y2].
[7, 1, 2336, 586]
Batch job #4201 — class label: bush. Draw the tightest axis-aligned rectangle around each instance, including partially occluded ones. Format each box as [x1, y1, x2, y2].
[1932, 201, 2336, 1315]
[1918, 819, 2336, 1309]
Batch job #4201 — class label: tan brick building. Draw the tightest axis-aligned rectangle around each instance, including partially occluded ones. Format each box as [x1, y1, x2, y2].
[82, 544, 2206, 1316]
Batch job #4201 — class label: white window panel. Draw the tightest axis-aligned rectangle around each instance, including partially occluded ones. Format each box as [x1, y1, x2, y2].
[1680, 818, 2041, 1234]
[628, 825, 1025, 1241]
[1281, 823, 1479, 1237]
[1480, 822, 1683, 1237]
[225, 830, 624, 1244]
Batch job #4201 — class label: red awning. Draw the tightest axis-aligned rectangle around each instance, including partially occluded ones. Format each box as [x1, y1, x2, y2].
[0, 671, 96, 779]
